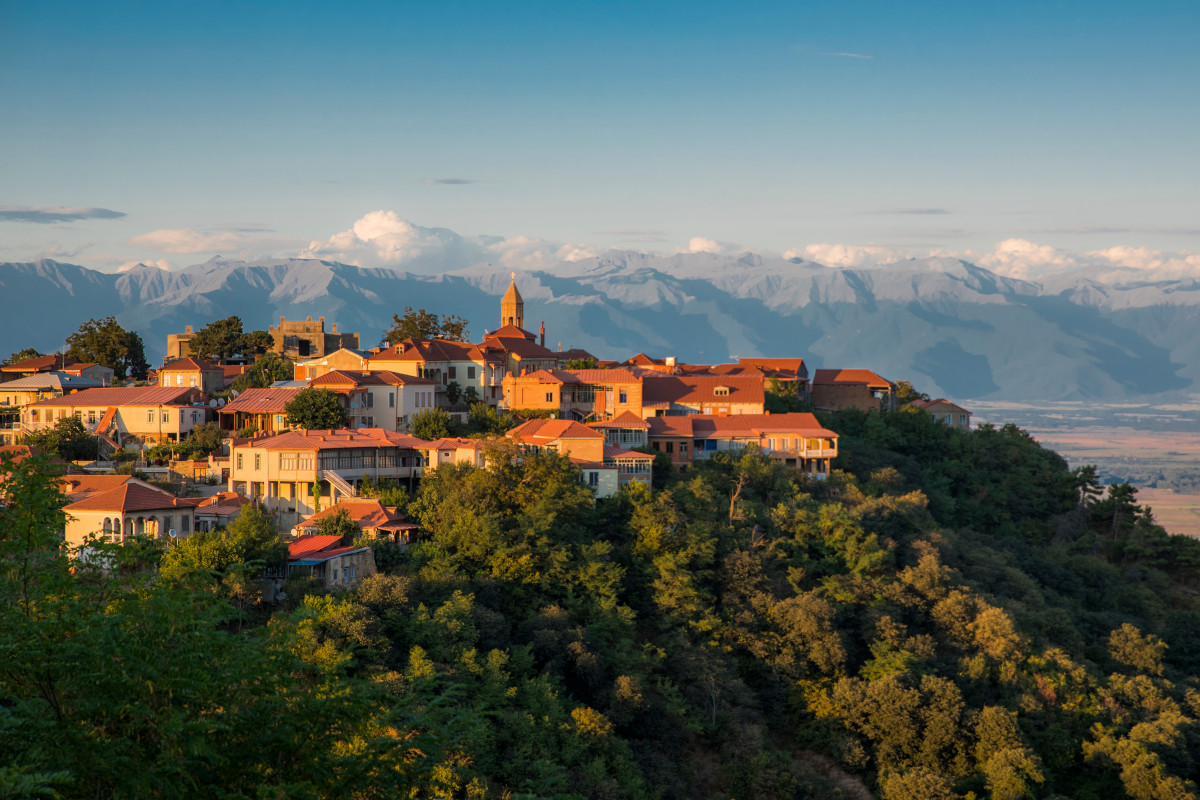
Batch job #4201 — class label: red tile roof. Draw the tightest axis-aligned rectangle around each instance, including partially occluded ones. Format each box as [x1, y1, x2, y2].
[483, 336, 557, 360]
[28, 386, 200, 407]
[738, 357, 807, 376]
[64, 482, 193, 513]
[219, 387, 302, 414]
[911, 398, 970, 414]
[288, 534, 344, 557]
[61, 474, 135, 500]
[646, 413, 836, 440]
[641, 376, 765, 408]
[370, 339, 486, 364]
[161, 357, 220, 372]
[484, 324, 535, 341]
[295, 499, 415, 532]
[245, 428, 432, 451]
[1, 354, 80, 373]
[812, 369, 891, 388]
[508, 418, 604, 443]
[588, 411, 650, 429]
[602, 444, 654, 460]
[423, 437, 485, 450]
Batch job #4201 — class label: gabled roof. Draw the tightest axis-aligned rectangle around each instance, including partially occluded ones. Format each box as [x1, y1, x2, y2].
[295, 499, 416, 532]
[295, 348, 370, 366]
[641, 376, 765, 407]
[508, 418, 604, 443]
[911, 398, 970, 414]
[288, 534, 344, 558]
[194, 491, 253, 517]
[555, 348, 595, 362]
[812, 369, 891, 388]
[622, 353, 669, 367]
[369, 339, 485, 364]
[219, 387, 302, 414]
[0, 371, 104, 391]
[309, 369, 390, 388]
[28, 386, 200, 408]
[64, 482, 193, 513]
[738, 357, 808, 377]
[61, 474, 136, 501]
[244, 428, 432, 451]
[646, 413, 836, 440]
[423, 437, 486, 450]
[484, 323, 535, 341]
[602, 444, 654, 460]
[1, 354, 80, 373]
[482, 336, 556, 359]
[588, 411, 650, 429]
[161, 357, 221, 372]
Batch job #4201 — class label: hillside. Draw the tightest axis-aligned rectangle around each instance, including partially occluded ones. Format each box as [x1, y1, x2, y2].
[3, 254, 1199, 401]
[4, 408, 1200, 799]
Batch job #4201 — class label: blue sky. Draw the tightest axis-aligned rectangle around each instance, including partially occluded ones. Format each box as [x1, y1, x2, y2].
[1, 0, 1198, 273]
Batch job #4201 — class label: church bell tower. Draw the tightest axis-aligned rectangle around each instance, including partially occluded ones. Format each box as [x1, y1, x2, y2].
[501, 272, 524, 329]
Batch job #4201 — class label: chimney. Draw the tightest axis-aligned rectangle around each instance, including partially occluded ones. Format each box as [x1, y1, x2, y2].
[539, 321, 545, 347]
[319, 316, 325, 327]
[185, 325, 193, 334]
[306, 316, 312, 321]
[332, 323, 338, 333]
[665, 356, 676, 367]
[281, 316, 286, 326]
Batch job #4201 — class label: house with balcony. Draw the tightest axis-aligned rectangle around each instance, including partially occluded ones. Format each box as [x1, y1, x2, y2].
[640, 375, 765, 417]
[292, 498, 419, 545]
[0, 372, 106, 444]
[811, 369, 896, 412]
[646, 413, 838, 478]
[587, 411, 650, 449]
[227, 428, 429, 528]
[22, 386, 207, 447]
[309, 369, 438, 432]
[507, 418, 653, 495]
[63, 482, 197, 552]
[367, 339, 505, 407]
[501, 368, 645, 421]
[217, 387, 302, 434]
[1, 354, 114, 385]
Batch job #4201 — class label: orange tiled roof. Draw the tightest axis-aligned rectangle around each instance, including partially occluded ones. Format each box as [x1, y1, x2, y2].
[63, 482, 193, 513]
[245, 428, 432, 451]
[911, 398, 970, 414]
[61, 474, 134, 500]
[161, 357, 220, 372]
[588, 410, 650, 429]
[423, 437, 485, 450]
[484, 324, 535, 341]
[646, 413, 836, 439]
[370, 339, 486, 364]
[812, 369, 891, 388]
[641, 376, 765, 407]
[219, 387, 302, 413]
[295, 499, 415, 532]
[28, 386, 200, 408]
[1, 354, 80, 373]
[508, 418, 604, 443]
[482, 336, 557, 359]
[288, 534, 344, 558]
[602, 444, 654, 460]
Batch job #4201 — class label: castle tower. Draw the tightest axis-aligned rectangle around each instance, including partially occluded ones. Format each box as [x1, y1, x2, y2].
[501, 272, 524, 329]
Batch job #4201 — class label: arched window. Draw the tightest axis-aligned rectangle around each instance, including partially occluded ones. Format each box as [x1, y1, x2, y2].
[103, 518, 112, 535]
[136, 518, 145, 536]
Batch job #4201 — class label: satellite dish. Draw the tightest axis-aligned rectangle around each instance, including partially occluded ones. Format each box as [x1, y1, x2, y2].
[168, 529, 177, 538]
[209, 399, 218, 407]
[217, 398, 226, 407]
[230, 390, 239, 398]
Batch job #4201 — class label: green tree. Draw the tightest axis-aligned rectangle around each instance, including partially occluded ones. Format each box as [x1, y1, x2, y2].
[410, 407, 454, 440]
[315, 506, 362, 545]
[285, 388, 348, 430]
[188, 316, 249, 363]
[562, 357, 598, 369]
[5, 347, 43, 365]
[466, 401, 515, 435]
[64, 316, 149, 379]
[23, 416, 100, 461]
[382, 306, 470, 345]
[232, 351, 294, 391]
[241, 329, 275, 359]
[160, 505, 286, 580]
[632, 444, 673, 490]
[445, 380, 463, 405]
[894, 379, 930, 405]
[764, 378, 806, 413]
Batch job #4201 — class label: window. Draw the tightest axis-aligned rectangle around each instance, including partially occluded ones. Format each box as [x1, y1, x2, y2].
[680, 441, 689, 455]
[389, 393, 395, 408]
[714, 386, 730, 396]
[162, 411, 170, 423]
[960, 414, 968, 425]
[147, 410, 154, 423]
[448, 366, 457, 379]
[189, 377, 197, 387]
[307, 367, 317, 379]
[545, 392, 554, 402]
[281, 455, 297, 470]
[619, 390, 628, 404]
[30, 410, 38, 423]
[182, 515, 190, 533]
[768, 438, 775, 450]
[467, 366, 475, 379]
[332, 568, 339, 581]
[163, 516, 172, 533]
[666, 442, 674, 454]
[652, 441, 660, 451]
[88, 410, 96, 424]
[365, 392, 373, 407]
[176, 375, 182, 386]
[588, 471, 599, 487]
[191, 411, 200, 423]
[275, 414, 284, 427]
[236, 453, 243, 470]
[254, 454, 261, 470]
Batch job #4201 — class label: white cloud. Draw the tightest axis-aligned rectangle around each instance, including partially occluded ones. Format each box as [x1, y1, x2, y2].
[678, 236, 745, 255]
[975, 238, 1077, 278]
[1085, 245, 1200, 275]
[126, 227, 300, 256]
[301, 210, 486, 271]
[788, 243, 905, 268]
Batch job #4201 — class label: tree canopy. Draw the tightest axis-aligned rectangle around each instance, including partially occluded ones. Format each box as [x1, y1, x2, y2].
[284, 387, 347, 430]
[22, 416, 100, 461]
[409, 406, 454, 440]
[5, 347, 43, 365]
[64, 316, 149, 379]
[231, 351, 294, 392]
[189, 316, 275, 364]
[381, 306, 469, 345]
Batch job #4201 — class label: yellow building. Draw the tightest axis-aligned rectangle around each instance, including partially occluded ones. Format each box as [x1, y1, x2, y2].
[23, 386, 207, 446]
[62, 482, 197, 552]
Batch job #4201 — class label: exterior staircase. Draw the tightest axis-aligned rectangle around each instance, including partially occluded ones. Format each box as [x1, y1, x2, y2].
[322, 469, 357, 498]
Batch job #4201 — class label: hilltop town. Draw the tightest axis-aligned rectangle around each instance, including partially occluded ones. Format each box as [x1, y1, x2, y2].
[0, 277, 974, 582]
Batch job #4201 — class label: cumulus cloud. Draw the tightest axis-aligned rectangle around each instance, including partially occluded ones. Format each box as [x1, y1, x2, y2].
[128, 227, 302, 256]
[300, 210, 488, 271]
[0, 205, 126, 224]
[1086, 245, 1200, 276]
[976, 238, 1077, 278]
[678, 236, 744, 255]
[787, 243, 906, 268]
[484, 235, 597, 270]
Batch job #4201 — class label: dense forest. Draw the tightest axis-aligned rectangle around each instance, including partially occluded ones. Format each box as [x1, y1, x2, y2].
[3, 405, 1200, 799]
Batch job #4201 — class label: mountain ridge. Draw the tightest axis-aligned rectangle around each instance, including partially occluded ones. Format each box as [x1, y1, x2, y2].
[2, 254, 1197, 403]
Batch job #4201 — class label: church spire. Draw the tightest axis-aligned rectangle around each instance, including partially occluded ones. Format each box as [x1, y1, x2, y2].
[501, 272, 524, 329]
